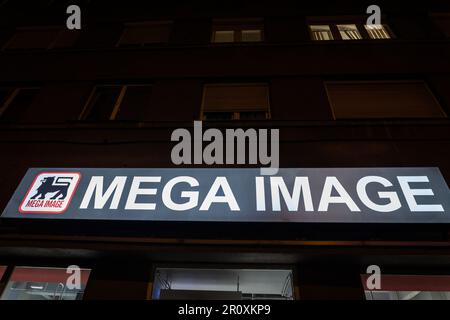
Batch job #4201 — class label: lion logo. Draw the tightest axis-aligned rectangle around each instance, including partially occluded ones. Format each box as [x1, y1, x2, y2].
[20, 172, 81, 214]
[30, 176, 73, 200]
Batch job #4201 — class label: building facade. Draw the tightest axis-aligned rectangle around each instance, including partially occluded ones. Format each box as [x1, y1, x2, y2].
[0, 0, 450, 300]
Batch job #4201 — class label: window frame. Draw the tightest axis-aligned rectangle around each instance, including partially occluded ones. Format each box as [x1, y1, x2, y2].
[307, 16, 394, 41]
[211, 18, 265, 43]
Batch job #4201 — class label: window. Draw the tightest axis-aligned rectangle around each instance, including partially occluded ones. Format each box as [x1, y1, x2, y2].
[3, 27, 79, 50]
[80, 85, 152, 121]
[0, 87, 40, 122]
[241, 30, 263, 42]
[309, 25, 334, 40]
[362, 275, 450, 300]
[309, 20, 393, 41]
[364, 24, 392, 39]
[337, 24, 362, 40]
[214, 30, 235, 43]
[117, 21, 172, 46]
[152, 267, 294, 300]
[0, 267, 91, 300]
[212, 19, 264, 43]
[325, 81, 446, 119]
[201, 83, 270, 120]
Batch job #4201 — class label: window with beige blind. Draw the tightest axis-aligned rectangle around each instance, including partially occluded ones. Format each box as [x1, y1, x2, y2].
[117, 21, 172, 46]
[325, 81, 446, 119]
[212, 19, 264, 43]
[201, 84, 270, 120]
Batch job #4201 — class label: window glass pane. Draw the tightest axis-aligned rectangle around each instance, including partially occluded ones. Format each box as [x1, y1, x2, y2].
[0, 267, 91, 300]
[337, 24, 362, 40]
[326, 81, 446, 119]
[362, 275, 450, 300]
[82, 86, 122, 121]
[5, 29, 61, 49]
[364, 24, 391, 39]
[213, 30, 234, 43]
[241, 29, 262, 42]
[0, 88, 40, 122]
[153, 268, 294, 300]
[115, 85, 152, 121]
[310, 25, 334, 40]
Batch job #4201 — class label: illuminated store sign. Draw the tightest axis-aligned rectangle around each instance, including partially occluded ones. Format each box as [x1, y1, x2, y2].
[1, 167, 449, 223]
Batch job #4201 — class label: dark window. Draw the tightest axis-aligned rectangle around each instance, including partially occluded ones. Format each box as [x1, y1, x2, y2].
[81, 86, 123, 121]
[0, 88, 40, 122]
[118, 22, 172, 46]
[115, 85, 152, 121]
[202, 84, 270, 120]
[81, 85, 152, 121]
[326, 81, 446, 119]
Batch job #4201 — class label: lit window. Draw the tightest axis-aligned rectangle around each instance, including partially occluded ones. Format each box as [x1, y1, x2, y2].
[153, 268, 294, 300]
[202, 83, 270, 120]
[309, 25, 334, 41]
[326, 81, 446, 119]
[212, 19, 264, 43]
[362, 274, 450, 300]
[213, 30, 235, 43]
[364, 24, 391, 39]
[0, 267, 91, 300]
[337, 24, 362, 40]
[241, 30, 262, 42]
